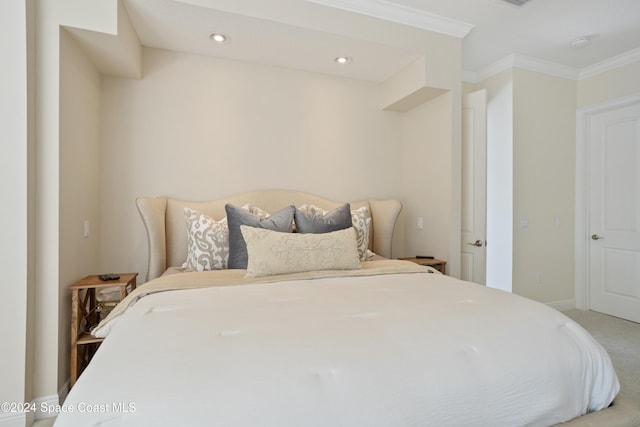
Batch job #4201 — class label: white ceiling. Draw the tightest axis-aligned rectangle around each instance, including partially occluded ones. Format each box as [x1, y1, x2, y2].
[123, 0, 640, 82]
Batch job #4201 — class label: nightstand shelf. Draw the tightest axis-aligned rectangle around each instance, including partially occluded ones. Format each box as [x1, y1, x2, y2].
[70, 273, 137, 388]
[399, 257, 447, 274]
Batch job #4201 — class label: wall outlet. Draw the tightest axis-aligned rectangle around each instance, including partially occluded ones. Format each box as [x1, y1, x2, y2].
[536, 272, 543, 284]
[417, 217, 423, 230]
[83, 220, 90, 238]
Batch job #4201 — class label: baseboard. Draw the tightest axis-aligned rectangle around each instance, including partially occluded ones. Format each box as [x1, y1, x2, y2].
[0, 378, 67, 426]
[0, 412, 25, 427]
[546, 299, 576, 312]
[0, 396, 56, 426]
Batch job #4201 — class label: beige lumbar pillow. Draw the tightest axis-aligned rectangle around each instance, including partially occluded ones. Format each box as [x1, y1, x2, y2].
[298, 204, 372, 261]
[241, 225, 361, 278]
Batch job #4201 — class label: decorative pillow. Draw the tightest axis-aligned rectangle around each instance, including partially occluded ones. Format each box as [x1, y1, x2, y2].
[241, 204, 270, 219]
[182, 208, 229, 271]
[298, 204, 372, 261]
[295, 203, 352, 234]
[241, 225, 360, 277]
[351, 206, 373, 261]
[226, 203, 295, 269]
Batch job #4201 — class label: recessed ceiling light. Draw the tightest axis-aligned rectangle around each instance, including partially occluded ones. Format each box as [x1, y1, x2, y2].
[335, 56, 352, 65]
[570, 35, 591, 48]
[209, 33, 230, 44]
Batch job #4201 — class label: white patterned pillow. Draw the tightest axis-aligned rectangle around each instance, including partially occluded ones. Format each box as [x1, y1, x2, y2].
[182, 205, 273, 271]
[298, 204, 372, 261]
[241, 226, 360, 277]
[182, 208, 229, 271]
[351, 206, 373, 261]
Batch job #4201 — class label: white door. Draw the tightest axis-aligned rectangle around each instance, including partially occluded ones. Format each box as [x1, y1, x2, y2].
[588, 101, 640, 323]
[461, 90, 487, 284]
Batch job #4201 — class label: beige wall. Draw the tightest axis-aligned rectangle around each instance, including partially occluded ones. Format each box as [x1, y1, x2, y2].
[465, 61, 640, 306]
[99, 48, 407, 281]
[35, 0, 63, 404]
[58, 28, 102, 390]
[510, 64, 638, 303]
[34, 0, 129, 408]
[512, 69, 577, 303]
[578, 61, 640, 108]
[390, 37, 462, 275]
[465, 69, 577, 304]
[399, 92, 453, 262]
[98, 47, 462, 282]
[1, 2, 31, 424]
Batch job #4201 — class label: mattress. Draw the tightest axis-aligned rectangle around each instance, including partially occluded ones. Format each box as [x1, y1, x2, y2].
[55, 261, 619, 427]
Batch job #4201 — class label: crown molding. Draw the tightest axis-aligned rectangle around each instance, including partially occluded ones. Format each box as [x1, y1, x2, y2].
[306, 0, 474, 38]
[464, 55, 515, 83]
[579, 47, 640, 80]
[464, 48, 640, 83]
[464, 54, 580, 83]
[512, 54, 580, 79]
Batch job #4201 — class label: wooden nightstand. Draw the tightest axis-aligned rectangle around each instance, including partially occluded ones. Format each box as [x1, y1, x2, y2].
[70, 273, 137, 388]
[399, 257, 447, 274]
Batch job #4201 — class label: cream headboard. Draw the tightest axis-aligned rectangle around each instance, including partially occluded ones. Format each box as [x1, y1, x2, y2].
[136, 189, 402, 281]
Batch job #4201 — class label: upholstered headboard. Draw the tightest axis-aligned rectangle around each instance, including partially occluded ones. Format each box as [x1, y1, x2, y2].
[136, 190, 402, 281]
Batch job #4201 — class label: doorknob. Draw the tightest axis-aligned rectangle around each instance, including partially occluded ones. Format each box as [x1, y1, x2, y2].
[591, 234, 604, 240]
[467, 240, 483, 247]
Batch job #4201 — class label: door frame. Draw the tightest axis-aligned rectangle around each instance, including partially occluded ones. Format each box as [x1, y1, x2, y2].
[574, 91, 640, 310]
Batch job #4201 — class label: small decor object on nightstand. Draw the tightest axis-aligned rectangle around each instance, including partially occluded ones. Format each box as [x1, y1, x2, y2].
[399, 257, 447, 274]
[69, 273, 137, 388]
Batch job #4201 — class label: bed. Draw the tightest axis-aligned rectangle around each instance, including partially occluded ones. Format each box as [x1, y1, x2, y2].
[55, 190, 636, 427]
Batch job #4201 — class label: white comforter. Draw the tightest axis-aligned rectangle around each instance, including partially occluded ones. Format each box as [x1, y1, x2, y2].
[56, 263, 619, 427]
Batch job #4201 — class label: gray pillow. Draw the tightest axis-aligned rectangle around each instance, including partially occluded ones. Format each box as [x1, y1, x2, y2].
[225, 203, 295, 269]
[295, 203, 352, 234]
